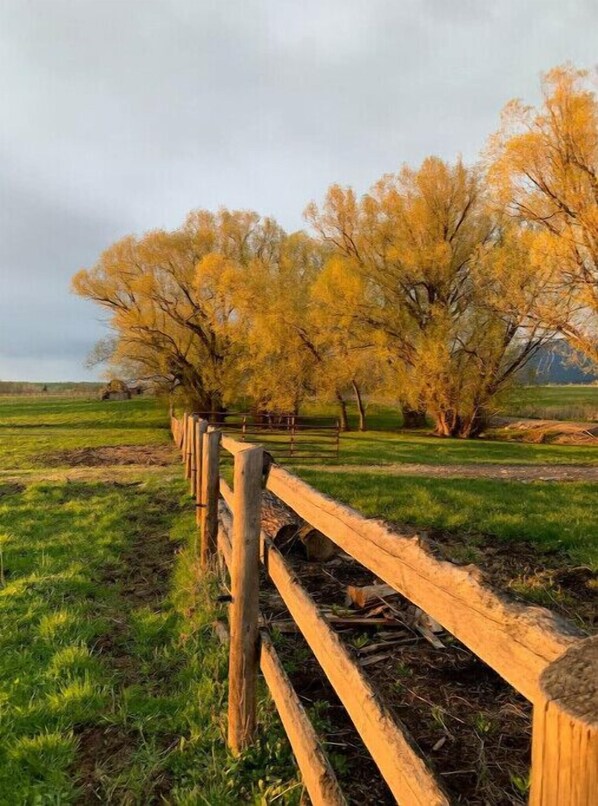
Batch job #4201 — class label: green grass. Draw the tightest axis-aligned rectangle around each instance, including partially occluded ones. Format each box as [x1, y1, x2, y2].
[501, 384, 598, 421]
[0, 396, 169, 470]
[332, 429, 598, 467]
[0, 396, 301, 803]
[295, 469, 598, 568]
[1, 393, 596, 799]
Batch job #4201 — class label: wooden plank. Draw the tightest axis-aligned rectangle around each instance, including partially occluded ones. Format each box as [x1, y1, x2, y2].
[228, 445, 263, 754]
[195, 419, 208, 526]
[261, 537, 449, 805]
[530, 635, 598, 805]
[346, 584, 398, 608]
[220, 477, 234, 511]
[266, 465, 581, 704]
[259, 631, 347, 806]
[200, 428, 221, 568]
[222, 434, 259, 456]
[181, 412, 188, 459]
[217, 504, 233, 569]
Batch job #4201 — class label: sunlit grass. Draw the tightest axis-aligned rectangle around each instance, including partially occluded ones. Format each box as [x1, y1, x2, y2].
[0, 397, 301, 803]
[296, 469, 598, 568]
[0, 396, 170, 470]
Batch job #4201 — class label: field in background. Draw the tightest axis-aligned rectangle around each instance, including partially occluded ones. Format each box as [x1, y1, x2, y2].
[0, 381, 102, 396]
[501, 384, 598, 422]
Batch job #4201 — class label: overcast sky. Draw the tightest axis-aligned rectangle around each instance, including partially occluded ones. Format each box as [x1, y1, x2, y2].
[1, 0, 597, 381]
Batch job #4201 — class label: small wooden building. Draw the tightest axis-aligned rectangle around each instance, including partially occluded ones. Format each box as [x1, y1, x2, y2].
[99, 379, 132, 401]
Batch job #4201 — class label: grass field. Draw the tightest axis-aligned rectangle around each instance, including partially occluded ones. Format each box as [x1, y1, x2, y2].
[501, 384, 598, 421]
[296, 468, 598, 567]
[0, 396, 300, 803]
[1, 394, 596, 800]
[297, 400, 598, 568]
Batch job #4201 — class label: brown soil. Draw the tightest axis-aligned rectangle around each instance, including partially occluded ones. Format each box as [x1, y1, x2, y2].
[41, 444, 177, 468]
[0, 482, 25, 497]
[315, 462, 598, 482]
[73, 486, 181, 802]
[261, 554, 532, 805]
[258, 521, 596, 805]
[417, 527, 597, 633]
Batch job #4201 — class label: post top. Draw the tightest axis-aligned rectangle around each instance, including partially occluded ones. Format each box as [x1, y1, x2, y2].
[540, 635, 598, 725]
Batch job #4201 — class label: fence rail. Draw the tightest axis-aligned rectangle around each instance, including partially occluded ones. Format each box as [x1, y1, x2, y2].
[171, 412, 597, 806]
[189, 410, 340, 462]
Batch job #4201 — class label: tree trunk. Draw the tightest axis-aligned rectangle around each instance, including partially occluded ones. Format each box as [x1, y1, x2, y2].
[402, 403, 427, 429]
[351, 381, 367, 431]
[457, 409, 488, 439]
[336, 392, 350, 432]
[434, 409, 487, 438]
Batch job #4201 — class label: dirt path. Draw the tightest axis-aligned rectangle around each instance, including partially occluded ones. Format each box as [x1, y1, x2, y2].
[309, 462, 598, 482]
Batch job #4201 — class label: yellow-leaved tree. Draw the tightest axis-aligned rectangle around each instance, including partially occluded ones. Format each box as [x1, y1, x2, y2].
[308, 158, 555, 436]
[488, 65, 598, 365]
[73, 209, 284, 414]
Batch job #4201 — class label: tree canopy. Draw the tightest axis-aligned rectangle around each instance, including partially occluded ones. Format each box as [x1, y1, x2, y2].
[74, 64, 598, 437]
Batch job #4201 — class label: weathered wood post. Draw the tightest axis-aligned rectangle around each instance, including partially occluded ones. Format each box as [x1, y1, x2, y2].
[181, 412, 188, 459]
[228, 444, 263, 754]
[199, 427, 221, 568]
[185, 415, 194, 480]
[195, 418, 208, 526]
[189, 414, 199, 496]
[530, 635, 598, 805]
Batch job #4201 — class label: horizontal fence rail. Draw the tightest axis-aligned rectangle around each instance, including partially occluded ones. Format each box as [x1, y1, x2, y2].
[171, 412, 598, 806]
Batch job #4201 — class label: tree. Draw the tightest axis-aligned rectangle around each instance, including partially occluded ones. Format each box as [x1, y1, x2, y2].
[310, 254, 389, 431]
[308, 158, 554, 436]
[488, 65, 598, 365]
[73, 209, 284, 414]
[238, 231, 324, 415]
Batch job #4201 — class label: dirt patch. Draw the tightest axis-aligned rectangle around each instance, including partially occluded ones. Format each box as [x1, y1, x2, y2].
[0, 482, 25, 498]
[41, 444, 177, 468]
[261, 554, 532, 804]
[313, 462, 598, 482]
[74, 726, 173, 804]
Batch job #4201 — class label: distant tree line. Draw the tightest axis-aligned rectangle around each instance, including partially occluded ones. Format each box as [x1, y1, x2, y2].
[74, 66, 598, 437]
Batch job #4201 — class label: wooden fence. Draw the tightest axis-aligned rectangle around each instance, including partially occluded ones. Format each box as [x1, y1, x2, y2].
[192, 410, 340, 462]
[171, 412, 598, 806]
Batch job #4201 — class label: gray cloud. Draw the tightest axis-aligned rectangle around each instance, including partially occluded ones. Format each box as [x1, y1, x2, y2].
[1, 0, 597, 380]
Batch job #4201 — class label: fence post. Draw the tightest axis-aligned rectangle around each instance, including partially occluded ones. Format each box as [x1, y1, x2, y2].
[228, 444, 263, 754]
[200, 427, 221, 568]
[189, 414, 199, 496]
[181, 412, 188, 459]
[185, 415, 194, 480]
[195, 419, 208, 526]
[290, 415, 296, 457]
[530, 635, 598, 805]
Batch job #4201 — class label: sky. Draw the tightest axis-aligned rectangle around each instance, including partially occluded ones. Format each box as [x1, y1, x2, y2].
[1, 1, 597, 381]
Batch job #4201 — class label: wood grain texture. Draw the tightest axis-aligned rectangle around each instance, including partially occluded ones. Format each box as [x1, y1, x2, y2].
[261, 537, 449, 805]
[189, 414, 199, 495]
[195, 419, 208, 525]
[266, 464, 581, 703]
[530, 635, 598, 805]
[200, 428, 221, 568]
[227, 445, 263, 754]
[260, 631, 347, 806]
